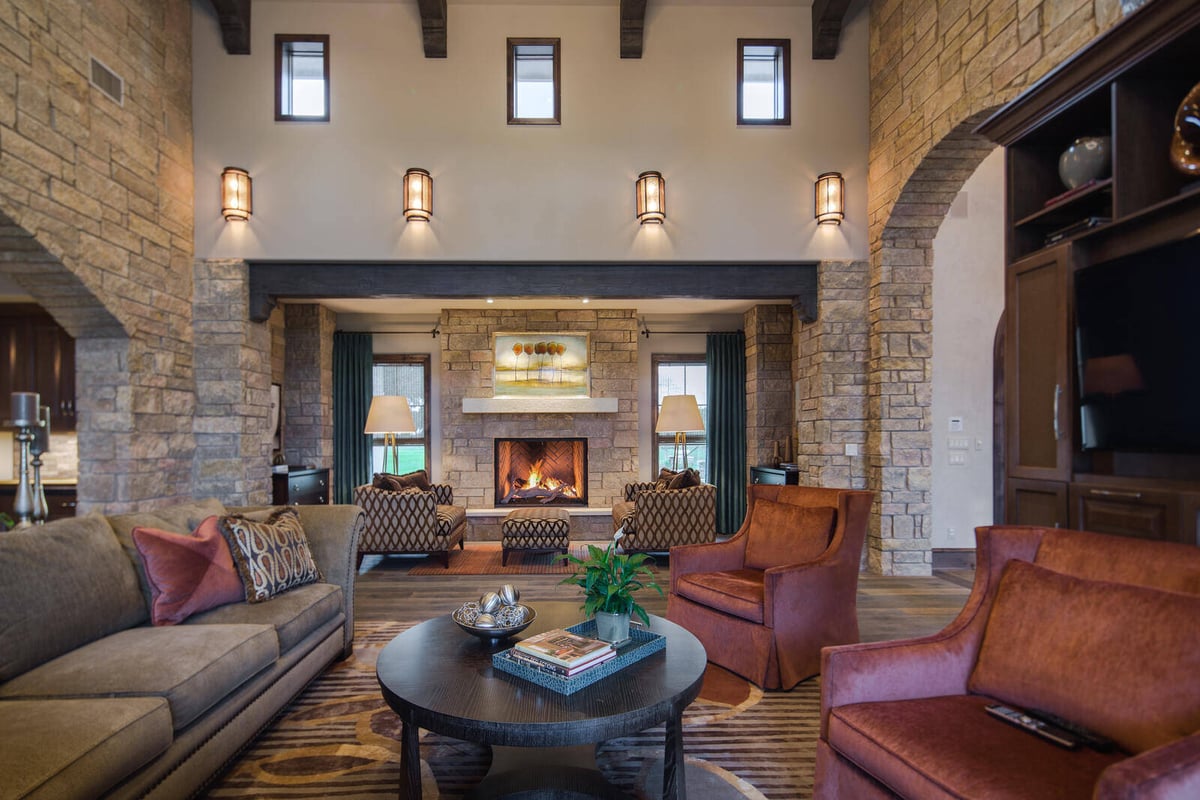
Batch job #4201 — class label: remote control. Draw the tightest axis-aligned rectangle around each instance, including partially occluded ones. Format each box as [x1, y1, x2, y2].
[985, 704, 1079, 749]
[1028, 708, 1118, 752]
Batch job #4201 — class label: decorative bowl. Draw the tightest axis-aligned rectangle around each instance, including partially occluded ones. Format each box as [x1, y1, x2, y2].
[452, 603, 536, 641]
[1058, 136, 1111, 189]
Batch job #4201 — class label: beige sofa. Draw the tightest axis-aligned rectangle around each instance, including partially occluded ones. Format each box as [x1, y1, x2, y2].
[0, 499, 363, 800]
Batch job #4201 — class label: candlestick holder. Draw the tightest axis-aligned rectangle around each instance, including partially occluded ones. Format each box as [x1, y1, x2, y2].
[28, 405, 50, 524]
[8, 391, 43, 528]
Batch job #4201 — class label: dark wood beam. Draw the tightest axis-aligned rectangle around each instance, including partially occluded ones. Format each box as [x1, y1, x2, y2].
[417, 0, 448, 58]
[208, 0, 251, 55]
[620, 0, 647, 59]
[247, 261, 817, 323]
[811, 0, 852, 60]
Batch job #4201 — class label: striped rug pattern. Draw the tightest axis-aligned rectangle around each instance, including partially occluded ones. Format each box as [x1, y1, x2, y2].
[204, 621, 821, 799]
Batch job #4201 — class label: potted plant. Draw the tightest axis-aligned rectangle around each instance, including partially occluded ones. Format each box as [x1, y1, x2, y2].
[561, 531, 663, 643]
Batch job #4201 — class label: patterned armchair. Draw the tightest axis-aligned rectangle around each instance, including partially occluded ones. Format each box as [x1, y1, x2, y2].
[611, 482, 716, 553]
[353, 483, 466, 568]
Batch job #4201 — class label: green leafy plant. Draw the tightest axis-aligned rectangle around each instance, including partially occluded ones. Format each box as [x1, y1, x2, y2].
[0, 512, 14, 532]
[561, 532, 663, 625]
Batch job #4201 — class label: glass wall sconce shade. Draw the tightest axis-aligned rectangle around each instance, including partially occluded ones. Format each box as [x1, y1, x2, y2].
[221, 167, 252, 221]
[815, 171, 844, 225]
[636, 171, 666, 224]
[404, 168, 433, 222]
[655, 394, 704, 470]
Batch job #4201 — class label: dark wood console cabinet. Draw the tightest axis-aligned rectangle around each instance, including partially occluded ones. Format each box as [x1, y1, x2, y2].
[750, 465, 801, 486]
[272, 467, 330, 506]
[979, 0, 1200, 544]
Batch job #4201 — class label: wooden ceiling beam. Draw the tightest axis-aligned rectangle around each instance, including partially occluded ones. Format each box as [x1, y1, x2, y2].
[208, 0, 251, 55]
[417, 0, 448, 58]
[811, 0, 852, 60]
[620, 0, 647, 59]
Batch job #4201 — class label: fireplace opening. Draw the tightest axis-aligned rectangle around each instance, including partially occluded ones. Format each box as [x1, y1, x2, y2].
[494, 437, 587, 506]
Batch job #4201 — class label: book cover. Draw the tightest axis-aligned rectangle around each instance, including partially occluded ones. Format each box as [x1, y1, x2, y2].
[514, 628, 613, 668]
[509, 648, 616, 677]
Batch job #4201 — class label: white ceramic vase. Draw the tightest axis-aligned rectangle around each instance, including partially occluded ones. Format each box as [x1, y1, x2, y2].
[595, 610, 630, 644]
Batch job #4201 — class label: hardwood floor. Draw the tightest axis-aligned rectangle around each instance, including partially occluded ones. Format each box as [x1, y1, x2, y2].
[354, 553, 973, 643]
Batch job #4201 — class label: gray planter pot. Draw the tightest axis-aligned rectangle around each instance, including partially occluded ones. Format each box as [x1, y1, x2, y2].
[595, 611, 630, 644]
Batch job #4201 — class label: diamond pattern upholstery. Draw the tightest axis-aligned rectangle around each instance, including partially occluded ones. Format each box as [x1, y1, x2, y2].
[354, 484, 466, 568]
[500, 506, 571, 565]
[612, 482, 716, 552]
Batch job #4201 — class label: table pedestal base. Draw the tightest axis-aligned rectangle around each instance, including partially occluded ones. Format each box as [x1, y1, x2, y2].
[466, 745, 629, 799]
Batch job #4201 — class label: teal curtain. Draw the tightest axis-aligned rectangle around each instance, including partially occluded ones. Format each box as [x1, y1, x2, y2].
[333, 332, 374, 504]
[707, 332, 747, 535]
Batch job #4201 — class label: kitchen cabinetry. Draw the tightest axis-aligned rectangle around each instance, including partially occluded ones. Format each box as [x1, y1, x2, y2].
[272, 468, 330, 506]
[0, 482, 77, 523]
[978, 0, 1200, 543]
[0, 304, 76, 431]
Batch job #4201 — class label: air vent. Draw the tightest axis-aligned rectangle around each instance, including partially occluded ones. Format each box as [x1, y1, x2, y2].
[89, 57, 123, 106]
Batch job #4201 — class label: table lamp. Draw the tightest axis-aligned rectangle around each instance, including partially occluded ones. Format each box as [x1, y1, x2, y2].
[655, 394, 704, 471]
[364, 395, 416, 474]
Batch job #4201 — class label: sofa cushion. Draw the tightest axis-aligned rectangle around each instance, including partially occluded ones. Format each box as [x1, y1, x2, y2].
[219, 507, 323, 603]
[0, 623, 278, 732]
[675, 569, 765, 623]
[1035, 527, 1200, 595]
[744, 499, 835, 570]
[435, 504, 467, 537]
[0, 513, 146, 682]
[185, 582, 343, 653]
[133, 516, 245, 625]
[0, 697, 171, 800]
[968, 560, 1200, 754]
[827, 694, 1124, 800]
[109, 498, 229, 608]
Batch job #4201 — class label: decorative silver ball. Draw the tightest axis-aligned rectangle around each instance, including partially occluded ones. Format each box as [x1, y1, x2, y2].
[499, 584, 520, 606]
[480, 592, 502, 613]
[474, 613, 498, 628]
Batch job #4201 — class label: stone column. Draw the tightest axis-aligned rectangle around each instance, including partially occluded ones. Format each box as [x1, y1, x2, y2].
[192, 259, 272, 505]
[284, 304, 336, 472]
[744, 305, 794, 471]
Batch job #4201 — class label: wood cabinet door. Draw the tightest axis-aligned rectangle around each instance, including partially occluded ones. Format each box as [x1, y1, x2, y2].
[1007, 478, 1069, 528]
[1005, 248, 1072, 481]
[1069, 483, 1180, 543]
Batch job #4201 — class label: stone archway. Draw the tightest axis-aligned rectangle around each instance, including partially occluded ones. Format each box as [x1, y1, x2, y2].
[865, 109, 1001, 575]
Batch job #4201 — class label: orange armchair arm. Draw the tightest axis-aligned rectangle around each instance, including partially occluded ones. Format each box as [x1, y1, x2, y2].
[1096, 732, 1200, 800]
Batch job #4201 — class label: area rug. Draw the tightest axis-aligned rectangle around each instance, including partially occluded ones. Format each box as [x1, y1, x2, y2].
[407, 542, 580, 575]
[204, 621, 820, 799]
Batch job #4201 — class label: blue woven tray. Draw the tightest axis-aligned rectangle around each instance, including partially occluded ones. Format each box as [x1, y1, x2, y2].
[493, 620, 666, 695]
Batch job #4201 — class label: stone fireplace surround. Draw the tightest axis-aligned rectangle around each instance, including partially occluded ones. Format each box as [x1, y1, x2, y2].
[439, 307, 638, 541]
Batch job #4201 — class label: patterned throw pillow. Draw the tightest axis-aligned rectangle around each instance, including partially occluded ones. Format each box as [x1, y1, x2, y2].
[218, 507, 323, 603]
[667, 468, 701, 490]
[373, 469, 433, 492]
[654, 468, 678, 491]
[132, 516, 245, 625]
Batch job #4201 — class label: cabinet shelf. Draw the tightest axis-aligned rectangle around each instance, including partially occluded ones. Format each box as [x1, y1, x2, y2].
[1014, 177, 1112, 228]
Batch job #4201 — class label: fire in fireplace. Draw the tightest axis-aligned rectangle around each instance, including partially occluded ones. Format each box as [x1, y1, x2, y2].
[494, 437, 587, 506]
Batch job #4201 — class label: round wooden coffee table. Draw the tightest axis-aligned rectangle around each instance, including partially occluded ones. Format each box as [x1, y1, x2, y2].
[377, 601, 707, 799]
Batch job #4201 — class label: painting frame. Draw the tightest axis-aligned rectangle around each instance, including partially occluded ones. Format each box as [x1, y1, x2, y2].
[493, 332, 590, 398]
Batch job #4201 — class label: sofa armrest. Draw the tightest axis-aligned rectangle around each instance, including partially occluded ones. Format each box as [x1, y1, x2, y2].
[625, 482, 658, 502]
[669, 536, 747, 592]
[296, 504, 364, 659]
[1096, 732, 1200, 800]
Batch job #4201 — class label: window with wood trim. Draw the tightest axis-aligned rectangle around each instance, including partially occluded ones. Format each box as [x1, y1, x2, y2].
[370, 355, 431, 474]
[652, 354, 709, 481]
[737, 38, 790, 125]
[508, 38, 561, 124]
[276, 34, 330, 121]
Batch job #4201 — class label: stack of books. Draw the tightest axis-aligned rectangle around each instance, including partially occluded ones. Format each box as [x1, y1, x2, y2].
[511, 628, 616, 677]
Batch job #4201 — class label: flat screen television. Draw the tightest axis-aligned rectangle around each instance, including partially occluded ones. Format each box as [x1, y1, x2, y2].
[1074, 235, 1200, 452]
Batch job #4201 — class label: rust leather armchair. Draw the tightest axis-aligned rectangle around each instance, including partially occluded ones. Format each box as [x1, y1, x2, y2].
[667, 484, 873, 690]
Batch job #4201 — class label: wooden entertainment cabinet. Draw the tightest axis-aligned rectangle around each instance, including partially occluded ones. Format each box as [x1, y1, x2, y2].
[978, 0, 1200, 545]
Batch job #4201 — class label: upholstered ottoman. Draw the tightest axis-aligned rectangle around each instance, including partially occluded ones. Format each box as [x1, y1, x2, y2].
[501, 507, 571, 565]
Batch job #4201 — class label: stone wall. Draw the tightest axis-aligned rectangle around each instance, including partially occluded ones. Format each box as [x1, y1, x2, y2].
[0, 0, 195, 511]
[439, 308, 639, 510]
[283, 305, 336, 473]
[744, 305, 794, 469]
[861, 0, 1124, 573]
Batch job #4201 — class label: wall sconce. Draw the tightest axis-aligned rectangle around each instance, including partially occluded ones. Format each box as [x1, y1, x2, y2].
[814, 171, 844, 225]
[404, 168, 432, 222]
[636, 171, 666, 224]
[221, 167, 252, 221]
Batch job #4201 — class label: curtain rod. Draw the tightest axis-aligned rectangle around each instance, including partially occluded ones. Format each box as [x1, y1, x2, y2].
[640, 328, 743, 338]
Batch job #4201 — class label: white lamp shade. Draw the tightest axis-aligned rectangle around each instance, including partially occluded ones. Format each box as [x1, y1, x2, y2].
[364, 396, 416, 434]
[655, 394, 704, 433]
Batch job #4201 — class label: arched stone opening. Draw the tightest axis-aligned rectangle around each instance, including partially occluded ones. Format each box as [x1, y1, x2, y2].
[865, 108, 1001, 575]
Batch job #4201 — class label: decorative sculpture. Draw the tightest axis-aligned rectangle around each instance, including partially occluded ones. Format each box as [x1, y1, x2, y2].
[1170, 80, 1200, 175]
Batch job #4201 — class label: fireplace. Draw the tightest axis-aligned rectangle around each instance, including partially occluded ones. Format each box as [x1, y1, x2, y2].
[494, 437, 588, 507]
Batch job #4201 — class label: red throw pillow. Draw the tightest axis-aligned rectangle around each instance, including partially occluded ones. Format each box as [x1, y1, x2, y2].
[131, 516, 245, 625]
[743, 499, 836, 570]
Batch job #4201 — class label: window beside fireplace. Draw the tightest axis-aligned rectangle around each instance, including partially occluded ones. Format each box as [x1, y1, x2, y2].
[494, 437, 587, 506]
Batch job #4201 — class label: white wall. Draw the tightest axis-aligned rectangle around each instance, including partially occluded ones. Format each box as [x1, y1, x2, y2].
[192, 0, 869, 262]
[930, 147, 1005, 550]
